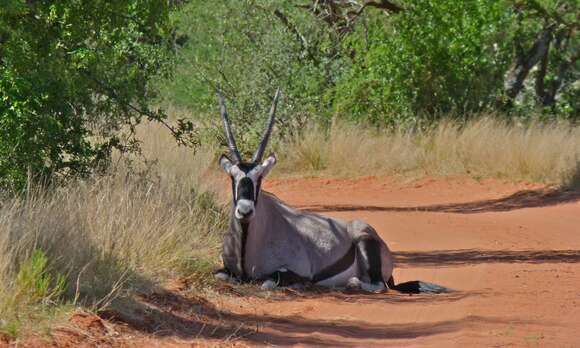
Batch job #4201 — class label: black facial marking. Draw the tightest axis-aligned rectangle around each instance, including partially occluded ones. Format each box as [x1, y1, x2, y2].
[237, 177, 255, 201]
[229, 161, 261, 203]
[237, 162, 258, 173]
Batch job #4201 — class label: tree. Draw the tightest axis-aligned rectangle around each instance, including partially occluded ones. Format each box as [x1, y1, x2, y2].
[334, 0, 513, 124]
[161, 0, 344, 148]
[163, 0, 577, 133]
[0, 1, 194, 192]
[503, 0, 578, 116]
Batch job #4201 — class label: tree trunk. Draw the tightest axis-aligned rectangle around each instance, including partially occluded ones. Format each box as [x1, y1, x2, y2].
[542, 30, 578, 107]
[504, 26, 554, 100]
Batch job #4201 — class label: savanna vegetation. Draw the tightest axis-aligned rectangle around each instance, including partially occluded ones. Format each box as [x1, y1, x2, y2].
[164, 0, 578, 135]
[0, 0, 578, 341]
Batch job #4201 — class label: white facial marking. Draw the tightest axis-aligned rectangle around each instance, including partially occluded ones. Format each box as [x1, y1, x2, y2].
[229, 165, 244, 179]
[246, 165, 263, 181]
[227, 165, 250, 202]
[235, 199, 255, 219]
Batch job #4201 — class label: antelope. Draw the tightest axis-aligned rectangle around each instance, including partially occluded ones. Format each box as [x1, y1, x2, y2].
[214, 89, 448, 293]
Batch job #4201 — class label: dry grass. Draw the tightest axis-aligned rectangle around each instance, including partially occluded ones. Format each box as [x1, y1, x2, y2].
[275, 117, 580, 187]
[0, 123, 227, 337]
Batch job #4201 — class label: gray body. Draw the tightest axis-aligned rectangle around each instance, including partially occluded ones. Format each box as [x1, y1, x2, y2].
[222, 191, 394, 289]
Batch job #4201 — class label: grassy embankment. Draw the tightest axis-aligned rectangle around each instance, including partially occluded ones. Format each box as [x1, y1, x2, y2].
[0, 124, 226, 338]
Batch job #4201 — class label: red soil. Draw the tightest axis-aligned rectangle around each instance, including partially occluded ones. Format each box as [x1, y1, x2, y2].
[9, 176, 580, 347]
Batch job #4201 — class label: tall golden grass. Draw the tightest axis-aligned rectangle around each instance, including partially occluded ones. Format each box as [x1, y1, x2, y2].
[0, 123, 226, 337]
[276, 117, 580, 186]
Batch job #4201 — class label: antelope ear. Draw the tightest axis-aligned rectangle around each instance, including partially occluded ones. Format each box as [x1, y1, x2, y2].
[219, 154, 234, 174]
[260, 154, 277, 177]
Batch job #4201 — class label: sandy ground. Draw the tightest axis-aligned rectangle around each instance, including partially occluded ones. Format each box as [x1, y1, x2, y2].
[249, 176, 580, 347]
[9, 176, 580, 347]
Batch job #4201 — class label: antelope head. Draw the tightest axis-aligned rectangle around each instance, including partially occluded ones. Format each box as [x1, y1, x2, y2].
[218, 89, 280, 223]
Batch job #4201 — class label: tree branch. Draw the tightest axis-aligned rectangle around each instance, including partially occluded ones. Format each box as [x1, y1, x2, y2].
[359, 0, 403, 14]
[545, 48, 579, 106]
[83, 70, 198, 147]
[273, 9, 314, 61]
[534, 36, 551, 104]
[514, 0, 579, 31]
[504, 25, 554, 100]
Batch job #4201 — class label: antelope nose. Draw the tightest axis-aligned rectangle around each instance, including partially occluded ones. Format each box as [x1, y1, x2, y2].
[237, 205, 253, 217]
[236, 199, 255, 219]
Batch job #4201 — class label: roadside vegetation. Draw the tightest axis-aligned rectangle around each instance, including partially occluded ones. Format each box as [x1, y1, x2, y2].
[0, 123, 226, 338]
[0, 0, 578, 342]
[277, 117, 580, 187]
[164, 0, 578, 143]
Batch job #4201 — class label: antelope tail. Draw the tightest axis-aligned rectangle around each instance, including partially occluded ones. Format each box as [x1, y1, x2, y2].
[387, 276, 451, 294]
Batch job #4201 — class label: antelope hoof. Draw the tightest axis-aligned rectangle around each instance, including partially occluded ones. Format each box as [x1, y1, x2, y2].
[346, 277, 363, 290]
[361, 281, 386, 293]
[214, 271, 230, 282]
[260, 279, 277, 290]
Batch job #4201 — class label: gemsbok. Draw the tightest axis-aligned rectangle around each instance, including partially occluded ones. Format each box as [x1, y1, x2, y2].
[214, 89, 448, 293]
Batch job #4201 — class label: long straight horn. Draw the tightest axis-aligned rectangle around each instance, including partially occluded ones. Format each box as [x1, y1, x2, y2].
[217, 91, 242, 163]
[252, 88, 281, 163]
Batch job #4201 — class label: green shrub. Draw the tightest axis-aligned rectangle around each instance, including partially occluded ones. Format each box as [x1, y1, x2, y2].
[0, 249, 67, 338]
[160, 0, 346, 151]
[334, 0, 513, 125]
[164, 1, 577, 131]
[13, 250, 66, 306]
[0, 1, 194, 192]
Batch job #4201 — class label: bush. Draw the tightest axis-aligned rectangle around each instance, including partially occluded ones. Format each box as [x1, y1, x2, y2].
[13, 250, 66, 307]
[0, 250, 67, 338]
[0, 1, 194, 192]
[160, 0, 348, 152]
[334, 0, 513, 125]
[164, 0, 578, 132]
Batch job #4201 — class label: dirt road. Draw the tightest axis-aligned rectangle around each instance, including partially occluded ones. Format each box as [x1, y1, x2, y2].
[20, 176, 580, 347]
[216, 176, 580, 347]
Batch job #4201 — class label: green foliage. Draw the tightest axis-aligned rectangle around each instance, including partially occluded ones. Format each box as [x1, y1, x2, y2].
[334, 0, 514, 125]
[165, 0, 577, 133]
[507, 0, 579, 119]
[0, 249, 66, 338]
[14, 250, 66, 306]
[0, 0, 192, 192]
[0, 249, 72, 339]
[160, 0, 344, 153]
[0, 319, 20, 339]
[1, 0, 576, 191]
